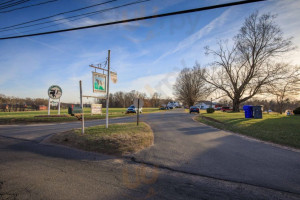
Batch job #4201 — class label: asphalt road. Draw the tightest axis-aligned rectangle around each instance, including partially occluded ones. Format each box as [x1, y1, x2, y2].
[0, 109, 300, 199]
[134, 109, 300, 194]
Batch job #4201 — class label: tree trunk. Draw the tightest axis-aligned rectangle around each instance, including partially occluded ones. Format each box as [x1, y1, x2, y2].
[232, 99, 240, 112]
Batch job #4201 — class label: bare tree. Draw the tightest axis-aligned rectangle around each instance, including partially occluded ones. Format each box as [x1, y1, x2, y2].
[266, 65, 300, 114]
[151, 92, 161, 107]
[173, 65, 208, 107]
[202, 12, 295, 112]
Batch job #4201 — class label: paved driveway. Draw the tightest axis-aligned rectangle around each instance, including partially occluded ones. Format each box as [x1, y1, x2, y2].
[133, 109, 300, 194]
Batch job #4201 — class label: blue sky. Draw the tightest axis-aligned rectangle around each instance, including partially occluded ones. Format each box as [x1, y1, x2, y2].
[0, 0, 300, 103]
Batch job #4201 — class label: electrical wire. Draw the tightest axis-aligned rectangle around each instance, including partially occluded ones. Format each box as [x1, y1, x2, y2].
[0, 0, 17, 6]
[0, 0, 117, 30]
[0, 0, 58, 14]
[0, 0, 31, 10]
[0, 0, 150, 33]
[0, 0, 266, 40]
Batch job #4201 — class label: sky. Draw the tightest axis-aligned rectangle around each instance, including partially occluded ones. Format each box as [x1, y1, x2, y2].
[0, 0, 300, 103]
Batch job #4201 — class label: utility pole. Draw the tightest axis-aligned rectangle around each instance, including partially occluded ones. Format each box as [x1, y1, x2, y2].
[106, 50, 110, 129]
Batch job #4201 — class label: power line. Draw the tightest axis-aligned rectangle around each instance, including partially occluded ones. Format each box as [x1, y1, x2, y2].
[0, 0, 58, 14]
[0, 0, 118, 30]
[0, 0, 266, 40]
[0, 0, 30, 10]
[0, 0, 150, 33]
[0, 0, 17, 6]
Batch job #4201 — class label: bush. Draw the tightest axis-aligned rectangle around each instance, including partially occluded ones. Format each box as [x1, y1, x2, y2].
[206, 108, 215, 113]
[293, 107, 300, 115]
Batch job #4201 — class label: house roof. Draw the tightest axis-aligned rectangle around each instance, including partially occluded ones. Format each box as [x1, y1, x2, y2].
[195, 101, 217, 105]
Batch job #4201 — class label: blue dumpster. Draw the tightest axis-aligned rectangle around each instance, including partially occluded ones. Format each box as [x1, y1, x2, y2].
[243, 105, 253, 118]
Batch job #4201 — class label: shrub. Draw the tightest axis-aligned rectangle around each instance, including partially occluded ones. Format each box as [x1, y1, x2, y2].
[293, 107, 300, 115]
[206, 108, 215, 113]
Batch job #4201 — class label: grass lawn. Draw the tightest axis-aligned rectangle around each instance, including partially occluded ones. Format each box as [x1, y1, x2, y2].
[49, 122, 153, 155]
[197, 111, 300, 149]
[0, 107, 162, 124]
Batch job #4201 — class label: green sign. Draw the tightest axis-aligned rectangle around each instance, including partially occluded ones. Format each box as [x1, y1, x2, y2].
[93, 72, 106, 93]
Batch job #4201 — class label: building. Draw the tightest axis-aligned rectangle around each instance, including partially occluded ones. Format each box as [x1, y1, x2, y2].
[194, 101, 217, 109]
[167, 101, 180, 108]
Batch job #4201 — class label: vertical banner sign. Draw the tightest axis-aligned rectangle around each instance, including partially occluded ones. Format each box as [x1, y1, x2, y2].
[111, 72, 118, 84]
[92, 72, 107, 93]
[91, 104, 102, 115]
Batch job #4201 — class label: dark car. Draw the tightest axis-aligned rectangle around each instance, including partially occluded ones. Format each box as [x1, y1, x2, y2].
[159, 106, 169, 110]
[189, 106, 199, 114]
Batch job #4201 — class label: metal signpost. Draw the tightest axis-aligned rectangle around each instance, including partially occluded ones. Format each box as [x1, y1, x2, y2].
[134, 98, 144, 126]
[47, 85, 62, 116]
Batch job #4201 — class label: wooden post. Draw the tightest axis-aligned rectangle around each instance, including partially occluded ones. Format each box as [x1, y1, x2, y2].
[137, 99, 140, 126]
[106, 50, 110, 129]
[80, 80, 85, 135]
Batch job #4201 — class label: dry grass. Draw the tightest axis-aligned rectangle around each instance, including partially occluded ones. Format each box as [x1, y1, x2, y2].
[49, 122, 154, 155]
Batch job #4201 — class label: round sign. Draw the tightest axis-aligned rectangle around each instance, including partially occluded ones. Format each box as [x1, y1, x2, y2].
[133, 98, 144, 108]
[48, 85, 62, 99]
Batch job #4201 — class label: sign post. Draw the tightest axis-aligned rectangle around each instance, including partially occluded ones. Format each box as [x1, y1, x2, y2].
[79, 80, 84, 135]
[47, 85, 62, 116]
[89, 50, 116, 129]
[58, 98, 61, 115]
[137, 99, 140, 126]
[134, 98, 144, 126]
[48, 98, 50, 116]
[106, 50, 110, 129]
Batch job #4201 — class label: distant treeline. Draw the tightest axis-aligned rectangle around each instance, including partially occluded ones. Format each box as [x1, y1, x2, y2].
[97, 90, 173, 108]
[0, 91, 173, 112]
[0, 94, 73, 112]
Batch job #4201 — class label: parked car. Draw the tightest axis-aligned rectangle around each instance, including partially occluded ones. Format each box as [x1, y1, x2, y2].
[189, 106, 199, 114]
[159, 106, 169, 110]
[126, 105, 142, 114]
[221, 106, 232, 112]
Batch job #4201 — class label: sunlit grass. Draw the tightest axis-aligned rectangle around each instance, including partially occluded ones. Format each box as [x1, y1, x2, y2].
[0, 107, 162, 124]
[198, 111, 300, 149]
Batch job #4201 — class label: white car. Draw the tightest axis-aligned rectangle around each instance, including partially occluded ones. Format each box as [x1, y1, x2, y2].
[126, 105, 142, 114]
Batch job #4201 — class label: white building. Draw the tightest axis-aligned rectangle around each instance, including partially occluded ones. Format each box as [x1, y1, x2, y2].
[194, 101, 216, 109]
[167, 101, 180, 108]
